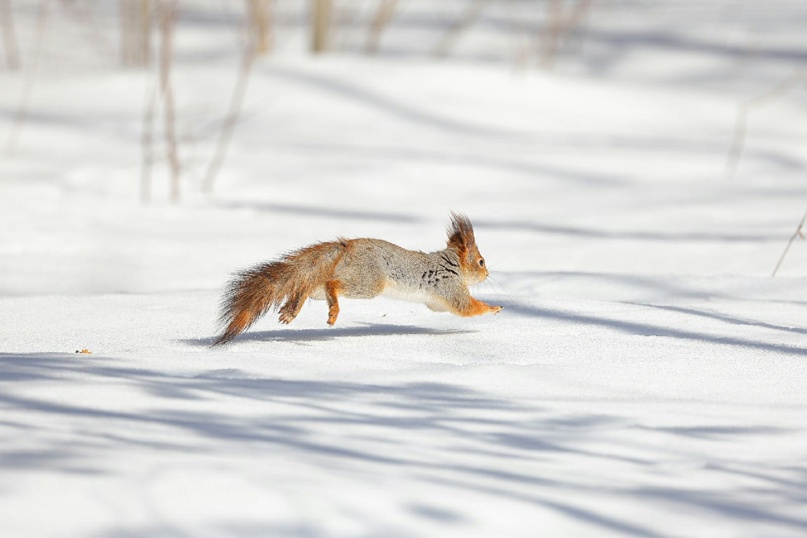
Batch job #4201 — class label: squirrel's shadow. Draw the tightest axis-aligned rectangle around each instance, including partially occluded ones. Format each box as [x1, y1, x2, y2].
[186, 323, 473, 347]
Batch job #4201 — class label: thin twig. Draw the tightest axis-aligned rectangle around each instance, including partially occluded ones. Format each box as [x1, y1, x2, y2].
[311, 0, 331, 53]
[540, 0, 562, 67]
[121, 0, 152, 67]
[5, 0, 49, 154]
[539, 0, 594, 68]
[201, 36, 256, 193]
[141, 83, 157, 204]
[500, 0, 530, 69]
[724, 70, 807, 275]
[725, 70, 807, 180]
[772, 208, 807, 277]
[331, 0, 368, 52]
[58, 0, 116, 62]
[0, 0, 20, 69]
[246, 0, 272, 55]
[432, 0, 492, 58]
[158, 0, 180, 202]
[365, 0, 398, 54]
[724, 101, 749, 181]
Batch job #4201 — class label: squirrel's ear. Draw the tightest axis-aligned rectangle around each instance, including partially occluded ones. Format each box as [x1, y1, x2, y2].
[447, 212, 476, 253]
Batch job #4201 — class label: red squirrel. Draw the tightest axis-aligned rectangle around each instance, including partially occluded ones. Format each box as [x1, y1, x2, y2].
[215, 213, 501, 344]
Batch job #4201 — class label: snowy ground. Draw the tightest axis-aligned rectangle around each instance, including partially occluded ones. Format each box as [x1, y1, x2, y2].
[2, 1, 807, 536]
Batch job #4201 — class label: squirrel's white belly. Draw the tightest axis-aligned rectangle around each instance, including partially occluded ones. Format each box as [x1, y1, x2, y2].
[310, 280, 450, 312]
[381, 281, 450, 312]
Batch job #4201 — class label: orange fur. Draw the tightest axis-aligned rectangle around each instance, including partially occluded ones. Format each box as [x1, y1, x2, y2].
[325, 280, 342, 325]
[213, 240, 347, 345]
[457, 296, 502, 317]
[447, 212, 476, 261]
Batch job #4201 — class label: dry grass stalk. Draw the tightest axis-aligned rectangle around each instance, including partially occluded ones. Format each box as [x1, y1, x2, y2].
[724, 70, 807, 276]
[0, 0, 20, 69]
[247, 0, 272, 55]
[366, 0, 398, 54]
[311, 0, 331, 53]
[158, 0, 180, 202]
[5, 0, 48, 154]
[121, 0, 151, 68]
[539, 0, 594, 68]
[725, 70, 807, 181]
[202, 32, 257, 194]
[432, 0, 492, 58]
[772, 208, 807, 277]
[140, 84, 157, 204]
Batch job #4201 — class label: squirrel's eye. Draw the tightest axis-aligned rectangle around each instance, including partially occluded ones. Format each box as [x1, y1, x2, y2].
[478, 259, 485, 267]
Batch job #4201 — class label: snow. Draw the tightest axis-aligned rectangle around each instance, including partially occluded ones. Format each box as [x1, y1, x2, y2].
[2, 1, 807, 536]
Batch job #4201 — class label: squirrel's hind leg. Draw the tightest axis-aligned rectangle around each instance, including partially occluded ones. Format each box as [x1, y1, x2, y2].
[279, 292, 306, 324]
[325, 280, 341, 326]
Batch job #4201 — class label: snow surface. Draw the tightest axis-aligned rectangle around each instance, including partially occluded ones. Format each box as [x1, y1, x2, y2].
[2, 1, 807, 536]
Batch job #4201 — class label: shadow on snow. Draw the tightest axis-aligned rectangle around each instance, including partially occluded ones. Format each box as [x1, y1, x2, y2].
[1, 350, 806, 536]
[185, 322, 472, 346]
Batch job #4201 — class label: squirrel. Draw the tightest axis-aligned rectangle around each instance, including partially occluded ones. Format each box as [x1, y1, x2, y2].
[214, 212, 502, 345]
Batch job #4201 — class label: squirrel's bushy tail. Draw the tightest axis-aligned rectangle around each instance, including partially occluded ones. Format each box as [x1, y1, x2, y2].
[214, 241, 347, 345]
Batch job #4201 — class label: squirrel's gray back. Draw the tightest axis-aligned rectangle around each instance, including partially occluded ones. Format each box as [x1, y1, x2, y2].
[330, 239, 465, 304]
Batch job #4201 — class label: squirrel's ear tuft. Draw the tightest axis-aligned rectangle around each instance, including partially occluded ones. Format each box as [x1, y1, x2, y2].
[447, 212, 476, 253]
